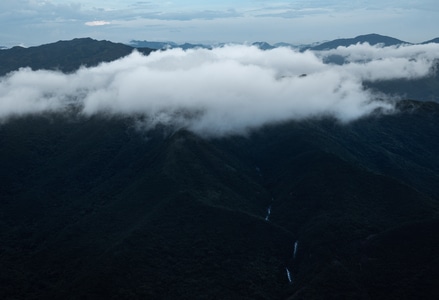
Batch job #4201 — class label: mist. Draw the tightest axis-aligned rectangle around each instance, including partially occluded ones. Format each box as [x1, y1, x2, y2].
[1, 43, 438, 136]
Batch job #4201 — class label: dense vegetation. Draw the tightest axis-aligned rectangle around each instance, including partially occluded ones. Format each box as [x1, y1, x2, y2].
[1, 101, 439, 299]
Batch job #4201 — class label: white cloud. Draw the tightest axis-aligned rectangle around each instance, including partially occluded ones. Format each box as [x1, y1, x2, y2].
[317, 43, 438, 81]
[85, 20, 111, 26]
[0, 43, 437, 136]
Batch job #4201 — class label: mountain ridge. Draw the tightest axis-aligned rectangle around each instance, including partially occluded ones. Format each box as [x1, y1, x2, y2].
[422, 37, 439, 44]
[1, 33, 438, 75]
[0, 38, 153, 76]
[305, 33, 410, 51]
[128, 33, 439, 51]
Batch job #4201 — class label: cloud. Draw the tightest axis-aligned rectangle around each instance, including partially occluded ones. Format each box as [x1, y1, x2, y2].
[0, 43, 437, 136]
[320, 43, 439, 63]
[317, 43, 438, 81]
[85, 20, 111, 26]
[1, 1, 438, 47]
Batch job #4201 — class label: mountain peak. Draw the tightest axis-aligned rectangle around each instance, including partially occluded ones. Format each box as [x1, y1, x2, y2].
[252, 41, 275, 50]
[308, 33, 409, 51]
[0, 38, 153, 76]
[422, 37, 439, 44]
[352, 33, 409, 45]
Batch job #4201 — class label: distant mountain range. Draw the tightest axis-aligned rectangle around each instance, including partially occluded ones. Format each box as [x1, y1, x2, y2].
[252, 33, 439, 51]
[129, 33, 439, 51]
[2, 34, 438, 53]
[128, 40, 211, 50]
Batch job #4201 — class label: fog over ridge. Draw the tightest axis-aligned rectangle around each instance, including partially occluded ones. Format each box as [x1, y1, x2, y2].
[1, 43, 438, 136]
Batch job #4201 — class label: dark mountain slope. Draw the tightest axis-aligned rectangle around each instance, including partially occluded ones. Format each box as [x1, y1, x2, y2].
[1, 100, 439, 299]
[213, 101, 439, 299]
[357, 219, 439, 300]
[0, 114, 293, 299]
[0, 38, 153, 76]
[221, 101, 439, 201]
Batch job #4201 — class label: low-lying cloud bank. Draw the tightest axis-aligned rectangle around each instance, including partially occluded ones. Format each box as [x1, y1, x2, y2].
[0, 43, 438, 136]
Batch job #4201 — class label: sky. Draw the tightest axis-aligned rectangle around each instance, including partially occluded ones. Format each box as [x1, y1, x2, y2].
[1, 43, 438, 136]
[0, 0, 438, 47]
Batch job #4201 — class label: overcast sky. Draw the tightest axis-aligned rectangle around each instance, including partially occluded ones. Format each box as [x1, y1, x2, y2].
[0, 0, 438, 47]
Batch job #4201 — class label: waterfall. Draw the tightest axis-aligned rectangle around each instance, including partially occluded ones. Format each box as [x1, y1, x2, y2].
[293, 241, 298, 259]
[265, 205, 271, 221]
[286, 267, 293, 284]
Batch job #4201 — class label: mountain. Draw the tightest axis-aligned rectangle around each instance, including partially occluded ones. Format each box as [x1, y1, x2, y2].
[307, 33, 410, 51]
[252, 41, 275, 50]
[129, 40, 178, 49]
[364, 61, 439, 102]
[301, 34, 439, 102]
[1, 101, 439, 299]
[129, 40, 210, 50]
[178, 42, 211, 50]
[274, 42, 296, 48]
[0, 38, 153, 76]
[129, 34, 439, 52]
[1, 37, 439, 299]
[422, 37, 439, 44]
